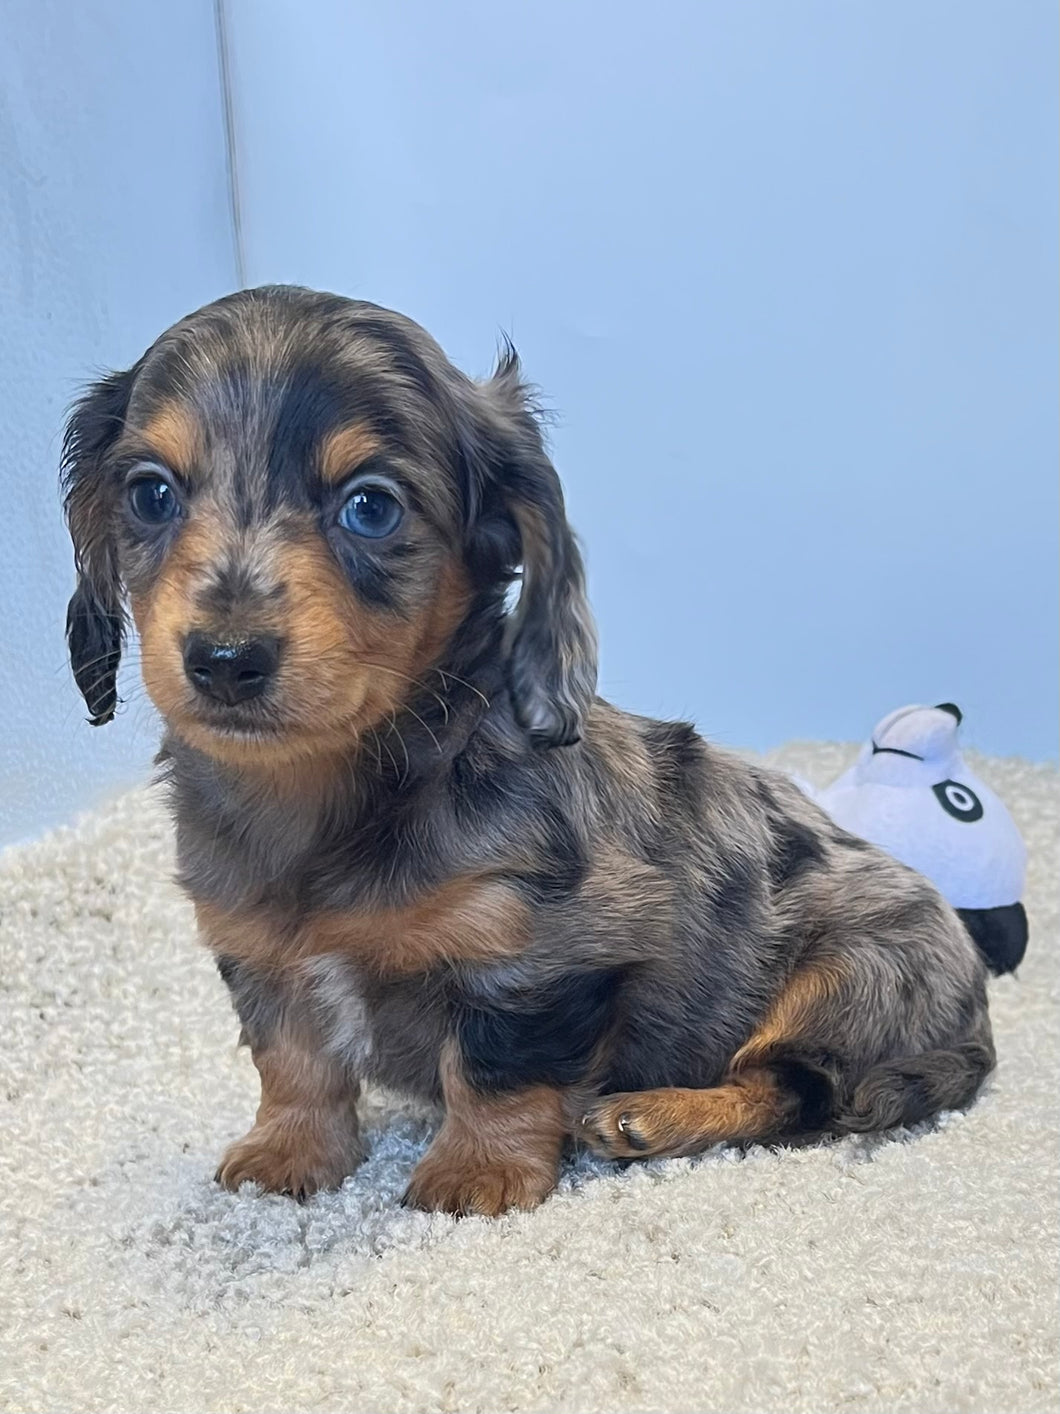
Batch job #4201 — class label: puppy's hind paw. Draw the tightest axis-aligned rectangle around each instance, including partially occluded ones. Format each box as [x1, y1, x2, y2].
[579, 1089, 702, 1159]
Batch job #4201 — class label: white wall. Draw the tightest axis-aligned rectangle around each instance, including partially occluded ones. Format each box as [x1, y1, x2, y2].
[0, 0, 237, 843]
[226, 0, 1059, 761]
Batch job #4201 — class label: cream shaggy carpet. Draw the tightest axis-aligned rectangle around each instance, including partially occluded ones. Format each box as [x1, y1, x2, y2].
[1, 743, 1057, 1414]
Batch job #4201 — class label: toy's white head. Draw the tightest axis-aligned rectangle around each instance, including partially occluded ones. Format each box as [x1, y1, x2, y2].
[860, 701, 964, 785]
[818, 702, 1026, 911]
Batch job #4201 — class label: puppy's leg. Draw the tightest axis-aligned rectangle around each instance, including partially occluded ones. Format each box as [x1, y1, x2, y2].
[581, 954, 847, 1159]
[217, 1036, 364, 1198]
[579, 1064, 827, 1159]
[403, 1040, 566, 1217]
[213, 957, 363, 1198]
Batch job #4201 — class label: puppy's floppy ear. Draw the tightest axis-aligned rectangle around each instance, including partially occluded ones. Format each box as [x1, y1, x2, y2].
[61, 367, 137, 725]
[467, 345, 598, 748]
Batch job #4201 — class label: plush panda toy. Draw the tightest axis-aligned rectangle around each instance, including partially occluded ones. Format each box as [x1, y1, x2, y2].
[807, 703, 1028, 975]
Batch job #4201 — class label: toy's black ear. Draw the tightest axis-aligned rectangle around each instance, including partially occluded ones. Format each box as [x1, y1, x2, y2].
[464, 346, 598, 748]
[61, 367, 137, 725]
[956, 903, 1029, 976]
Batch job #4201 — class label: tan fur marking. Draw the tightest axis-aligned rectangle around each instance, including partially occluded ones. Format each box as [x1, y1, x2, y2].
[133, 513, 227, 724]
[135, 402, 202, 474]
[730, 955, 849, 1071]
[581, 1069, 792, 1160]
[319, 422, 382, 484]
[403, 1040, 566, 1216]
[216, 1031, 363, 1198]
[196, 876, 529, 977]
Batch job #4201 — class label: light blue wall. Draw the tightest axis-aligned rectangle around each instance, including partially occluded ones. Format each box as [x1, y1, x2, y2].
[227, 0, 1058, 760]
[2, 2, 1054, 845]
[0, 0, 237, 843]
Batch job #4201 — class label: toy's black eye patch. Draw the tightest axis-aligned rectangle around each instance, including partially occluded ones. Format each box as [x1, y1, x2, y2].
[932, 780, 983, 822]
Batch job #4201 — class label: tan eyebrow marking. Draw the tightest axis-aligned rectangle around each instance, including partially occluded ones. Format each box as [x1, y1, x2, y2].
[135, 402, 202, 476]
[319, 422, 382, 485]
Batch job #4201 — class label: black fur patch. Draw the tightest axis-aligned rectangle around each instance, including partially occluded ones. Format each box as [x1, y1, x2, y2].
[772, 1057, 836, 1131]
[835, 831, 872, 852]
[215, 954, 239, 988]
[513, 802, 590, 904]
[448, 748, 515, 829]
[768, 817, 826, 889]
[453, 967, 623, 1091]
[214, 953, 283, 1049]
[637, 719, 707, 861]
[448, 752, 590, 903]
[641, 720, 702, 798]
[325, 529, 401, 610]
[706, 850, 763, 936]
[265, 362, 351, 512]
[66, 586, 123, 725]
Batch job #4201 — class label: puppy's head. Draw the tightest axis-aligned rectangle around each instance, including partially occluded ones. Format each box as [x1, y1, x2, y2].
[62, 287, 597, 765]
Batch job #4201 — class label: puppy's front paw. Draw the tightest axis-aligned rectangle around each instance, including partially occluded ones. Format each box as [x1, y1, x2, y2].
[403, 1150, 557, 1217]
[216, 1116, 364, 1200]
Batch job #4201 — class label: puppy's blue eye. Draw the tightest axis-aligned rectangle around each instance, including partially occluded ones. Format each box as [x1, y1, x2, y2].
[338, 486, 403, 539]
[129, 475, 178, 524]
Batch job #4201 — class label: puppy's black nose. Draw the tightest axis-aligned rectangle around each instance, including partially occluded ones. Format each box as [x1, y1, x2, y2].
[183, 634, 280, 705]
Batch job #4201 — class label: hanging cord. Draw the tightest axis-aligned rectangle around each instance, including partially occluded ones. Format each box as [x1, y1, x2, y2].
[214, 0, 247, 288]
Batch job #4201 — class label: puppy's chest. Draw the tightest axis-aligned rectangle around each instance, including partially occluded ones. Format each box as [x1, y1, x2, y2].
[195, 860, 534, 1097]
[300, 954, 449, 1098]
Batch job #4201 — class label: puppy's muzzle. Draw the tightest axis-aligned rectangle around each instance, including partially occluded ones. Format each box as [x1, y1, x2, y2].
[183, 633, 281, 706]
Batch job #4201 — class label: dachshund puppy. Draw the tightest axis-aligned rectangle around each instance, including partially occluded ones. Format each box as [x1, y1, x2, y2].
[63, 286, 994, 1216]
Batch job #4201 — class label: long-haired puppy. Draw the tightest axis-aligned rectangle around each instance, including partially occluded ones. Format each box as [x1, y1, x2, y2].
[62, 287, 994, 1216]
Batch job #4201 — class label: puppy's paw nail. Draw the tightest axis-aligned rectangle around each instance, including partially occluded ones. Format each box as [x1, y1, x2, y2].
[618, 1117, 651, 1151]
[579, 1096, 659, 1157]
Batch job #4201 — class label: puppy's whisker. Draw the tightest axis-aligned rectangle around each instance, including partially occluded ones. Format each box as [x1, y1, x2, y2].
[383, 710, 411, 787]
[56, 646, 144, 682]
[364, 726, 385, 776]
[435, 667, 491, 711]
[75, 665, 127, 701]
[53, 646, 143, 679]
[376, 724, 403, 783]
[402, 705, 443, 756]
[124, 700, 160, 739]
[327, 657, 456, 726]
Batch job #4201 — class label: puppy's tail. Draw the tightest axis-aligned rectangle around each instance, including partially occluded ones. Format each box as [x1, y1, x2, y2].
[834, 1038, 996, 1133]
